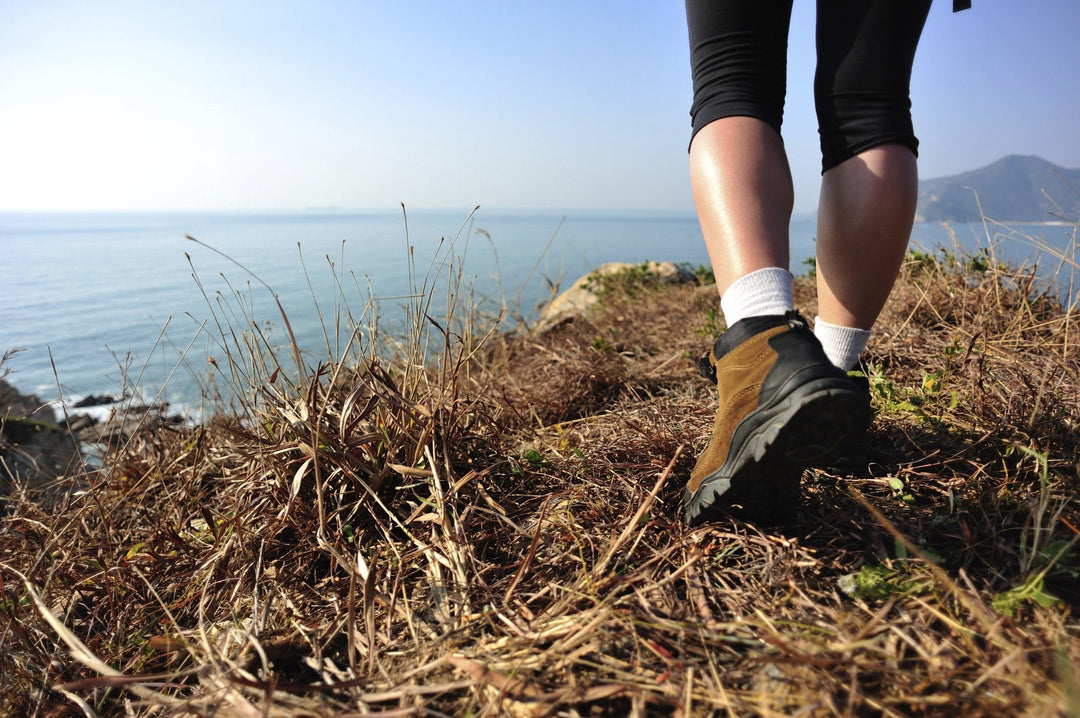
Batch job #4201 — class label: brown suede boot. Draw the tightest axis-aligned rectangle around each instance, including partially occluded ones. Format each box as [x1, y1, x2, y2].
[683, 311, 870, 525]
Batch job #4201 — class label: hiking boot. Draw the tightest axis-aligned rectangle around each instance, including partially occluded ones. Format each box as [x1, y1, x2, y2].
[683, 311, 871, 525]
[821, 371, 874, 476]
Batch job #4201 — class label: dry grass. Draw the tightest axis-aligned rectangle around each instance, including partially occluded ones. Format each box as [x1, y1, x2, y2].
[1, 222, 1079, 717]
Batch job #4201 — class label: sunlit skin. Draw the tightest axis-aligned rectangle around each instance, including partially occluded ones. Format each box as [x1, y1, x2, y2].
[816, 144, 918, 329]
[689, 117, 793, 297]
[689, 116, 917, 330]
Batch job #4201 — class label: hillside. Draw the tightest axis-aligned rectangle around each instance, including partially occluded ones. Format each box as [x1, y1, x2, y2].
[917, 154, 1080, 222]
[2, 246, 1078, 715]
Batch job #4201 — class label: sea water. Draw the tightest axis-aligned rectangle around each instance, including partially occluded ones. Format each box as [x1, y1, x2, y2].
[1, 209, 1074, 415]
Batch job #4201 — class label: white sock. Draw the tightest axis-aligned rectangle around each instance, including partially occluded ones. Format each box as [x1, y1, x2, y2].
[720, 267, 794, 327]
[814, 316, 872, 371]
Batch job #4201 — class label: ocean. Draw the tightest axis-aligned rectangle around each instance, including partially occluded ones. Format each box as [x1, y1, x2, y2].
[1, 209, 1075, 416]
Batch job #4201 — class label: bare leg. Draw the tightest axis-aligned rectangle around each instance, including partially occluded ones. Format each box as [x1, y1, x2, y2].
[684, 115, 871, 525]
[690, 116, 794, 296]
[815, 144, 917, 330]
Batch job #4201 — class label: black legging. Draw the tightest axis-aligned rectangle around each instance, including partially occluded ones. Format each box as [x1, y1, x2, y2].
[686, 0, 932, 172]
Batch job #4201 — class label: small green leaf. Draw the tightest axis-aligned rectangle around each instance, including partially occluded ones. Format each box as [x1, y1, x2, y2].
[894, 539, 909, 560]
[522, 449, 545, 469]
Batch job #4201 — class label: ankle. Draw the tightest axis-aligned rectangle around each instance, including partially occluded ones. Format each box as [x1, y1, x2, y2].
[720, 267, 794, 327]
[814, 316, 871, 371]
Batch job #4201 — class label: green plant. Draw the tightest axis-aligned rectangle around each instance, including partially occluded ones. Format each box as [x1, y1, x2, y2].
[887, 476, 914, 504]
[837, 562, 929, 601]
[696, 306, 724, 338]
[684, 262, 715, 286]
[992, 573, 1063, 617]
[521, 448, 547, 470]
[864, 363, 956, 421]
[582, 262, 665, 299]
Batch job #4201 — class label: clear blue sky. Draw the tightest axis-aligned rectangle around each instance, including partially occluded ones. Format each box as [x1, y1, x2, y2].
[2, 1, 1078, 214]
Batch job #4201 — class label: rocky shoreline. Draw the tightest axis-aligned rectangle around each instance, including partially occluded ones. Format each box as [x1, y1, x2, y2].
[0, 379, 182, 493]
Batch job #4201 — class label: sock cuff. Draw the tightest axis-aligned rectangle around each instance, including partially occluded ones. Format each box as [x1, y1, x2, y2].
[720, 267, 794, 327]
[814, 316, 872, 371]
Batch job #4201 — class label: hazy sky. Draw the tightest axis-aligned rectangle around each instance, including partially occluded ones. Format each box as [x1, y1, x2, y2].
[2, 1, 1078, 214]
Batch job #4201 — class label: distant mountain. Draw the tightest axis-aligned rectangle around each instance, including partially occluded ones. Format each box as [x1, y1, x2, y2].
[916, 155, 1080, 222]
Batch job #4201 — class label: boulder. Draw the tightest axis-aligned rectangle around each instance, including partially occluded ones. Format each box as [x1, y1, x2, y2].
[0, 380, 79, 492]
[534, 261, 697, 333]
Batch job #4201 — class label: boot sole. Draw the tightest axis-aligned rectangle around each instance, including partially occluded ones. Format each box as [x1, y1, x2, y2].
[683, 377, 869, 525]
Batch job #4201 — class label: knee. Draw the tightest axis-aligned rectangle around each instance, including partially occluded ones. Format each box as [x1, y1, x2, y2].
[815, 94, 919, 173]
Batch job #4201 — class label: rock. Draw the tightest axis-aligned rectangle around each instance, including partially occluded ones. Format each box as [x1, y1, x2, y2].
[0, 379, 56, 424]
[0, 380, 187, 499]
[75, 416, 131, 445]
[62, 414, 99, 433]
[534, 261, 697, 333]
[0, 380, 79, 493]
[73, 393, 120, 408]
